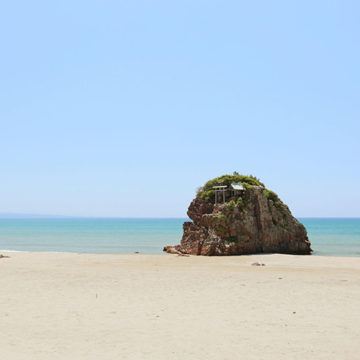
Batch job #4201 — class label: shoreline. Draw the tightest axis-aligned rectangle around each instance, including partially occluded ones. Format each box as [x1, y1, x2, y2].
[0, 250, 360, 268]
[2, 248, 360, 258]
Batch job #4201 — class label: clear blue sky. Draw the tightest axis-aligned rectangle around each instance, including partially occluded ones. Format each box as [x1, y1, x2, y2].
[1, 1, 359, 217]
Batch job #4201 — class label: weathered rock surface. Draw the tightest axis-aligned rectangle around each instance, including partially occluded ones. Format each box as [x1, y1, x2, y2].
[164, 185, 312, 256]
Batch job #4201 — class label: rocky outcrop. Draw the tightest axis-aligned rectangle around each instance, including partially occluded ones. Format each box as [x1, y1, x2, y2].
[164, 185, 312, 256]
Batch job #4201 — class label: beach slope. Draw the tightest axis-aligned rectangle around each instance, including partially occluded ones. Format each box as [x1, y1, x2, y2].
[0, 252, 359, 359]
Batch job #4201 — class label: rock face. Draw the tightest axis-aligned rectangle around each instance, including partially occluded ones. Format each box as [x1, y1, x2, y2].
[164, 184, 312, 256]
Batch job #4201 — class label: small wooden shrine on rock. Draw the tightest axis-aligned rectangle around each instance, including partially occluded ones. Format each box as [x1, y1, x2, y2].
[213, 183, 245, 204]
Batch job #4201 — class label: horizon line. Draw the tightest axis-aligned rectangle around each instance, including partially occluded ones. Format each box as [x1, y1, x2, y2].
[0, 213, 359, 219]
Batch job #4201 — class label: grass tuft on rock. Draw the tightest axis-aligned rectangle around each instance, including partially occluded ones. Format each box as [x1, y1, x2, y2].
[264, 189, 282, 209]
[196, 173, 264, 202]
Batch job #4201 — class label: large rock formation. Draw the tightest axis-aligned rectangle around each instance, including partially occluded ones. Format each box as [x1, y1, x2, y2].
[164, 174, 312, 256]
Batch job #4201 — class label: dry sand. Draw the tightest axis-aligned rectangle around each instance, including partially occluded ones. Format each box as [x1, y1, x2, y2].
[0, 251, 359, 360]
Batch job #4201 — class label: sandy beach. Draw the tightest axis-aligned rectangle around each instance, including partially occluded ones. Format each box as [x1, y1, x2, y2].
[0, 252, 359, 360]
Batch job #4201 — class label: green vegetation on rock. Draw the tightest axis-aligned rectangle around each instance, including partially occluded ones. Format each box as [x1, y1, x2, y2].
[196, 173, 264, 201]
[213, 214, 227, 220]
[226, 200, 235, 211]
[236, 197, 245, 211]
[195, 172, 286, 216]
[264, 189, 282, 209]
[226, 236, 238, 243]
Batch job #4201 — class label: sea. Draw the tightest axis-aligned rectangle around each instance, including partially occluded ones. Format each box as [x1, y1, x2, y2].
[0, 218, 359, 257]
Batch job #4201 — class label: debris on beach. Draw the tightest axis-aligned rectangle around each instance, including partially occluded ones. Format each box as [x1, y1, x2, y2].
[0, 254, 10, 259]
[163, 247, 185, 255]
[251, 262, 265, 266]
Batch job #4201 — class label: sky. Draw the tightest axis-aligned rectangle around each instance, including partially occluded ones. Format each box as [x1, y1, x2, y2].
[1, 1, 359, 217]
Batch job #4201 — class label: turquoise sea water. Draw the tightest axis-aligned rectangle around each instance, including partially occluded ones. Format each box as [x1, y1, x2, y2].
[0, 218, 359, 256]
